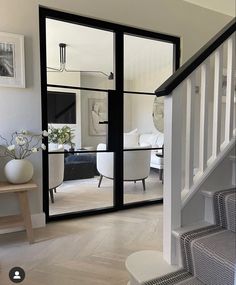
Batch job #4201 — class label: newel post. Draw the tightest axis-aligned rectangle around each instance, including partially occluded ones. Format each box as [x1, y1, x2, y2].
[163, 85, 183, 264]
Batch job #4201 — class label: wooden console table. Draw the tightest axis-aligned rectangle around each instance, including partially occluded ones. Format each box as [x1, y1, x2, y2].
[0, 181, 37, 244]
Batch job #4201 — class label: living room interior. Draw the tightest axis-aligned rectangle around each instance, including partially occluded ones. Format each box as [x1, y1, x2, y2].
[45, 17, 174, 216]
[0, 1, 235, 285]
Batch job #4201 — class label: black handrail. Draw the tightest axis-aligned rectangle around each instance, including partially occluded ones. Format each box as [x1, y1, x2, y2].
[155, 18, 236, 97]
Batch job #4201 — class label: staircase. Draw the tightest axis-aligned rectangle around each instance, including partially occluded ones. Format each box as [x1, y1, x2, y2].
[126, 18, 236, 285]
[158, 17, 236, 265]
[143, 188, 236, 285]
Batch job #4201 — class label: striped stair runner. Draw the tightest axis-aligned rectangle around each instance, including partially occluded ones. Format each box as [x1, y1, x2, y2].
[214, 189, 236, 232]
[143, 189, 236, 285]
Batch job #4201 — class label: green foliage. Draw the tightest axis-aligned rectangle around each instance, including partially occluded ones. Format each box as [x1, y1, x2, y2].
[48, 125, 75, 147]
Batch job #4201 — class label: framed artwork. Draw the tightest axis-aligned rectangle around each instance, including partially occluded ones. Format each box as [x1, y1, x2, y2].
[88, 98, 107, 136]
[0, 32, 25, 88]
[152, 96, 164, 132]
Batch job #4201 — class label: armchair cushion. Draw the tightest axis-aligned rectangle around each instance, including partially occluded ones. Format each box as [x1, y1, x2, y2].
[124, 129, 139, 148]
[139, 130, 164, 148]
[97, 143, 151, 181]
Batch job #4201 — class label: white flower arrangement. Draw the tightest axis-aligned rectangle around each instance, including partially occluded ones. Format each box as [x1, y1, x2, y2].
[48, 125, 75, 147]
[0, 130, 48, 159]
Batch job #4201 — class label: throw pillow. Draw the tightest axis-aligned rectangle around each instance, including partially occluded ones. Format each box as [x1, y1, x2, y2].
[124, 129, 139, 148]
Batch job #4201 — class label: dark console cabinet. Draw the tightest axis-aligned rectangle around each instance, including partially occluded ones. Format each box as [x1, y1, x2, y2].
[64, 153, 99, 181]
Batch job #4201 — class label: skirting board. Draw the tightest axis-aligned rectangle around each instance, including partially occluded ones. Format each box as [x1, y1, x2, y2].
[0, 212, 45, 234]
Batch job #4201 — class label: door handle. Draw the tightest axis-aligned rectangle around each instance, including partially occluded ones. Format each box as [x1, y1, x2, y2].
[99, 121, 108, 124]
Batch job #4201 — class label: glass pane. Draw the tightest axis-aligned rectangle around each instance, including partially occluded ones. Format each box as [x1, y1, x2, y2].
[124, 34, 174, 93]
[49, 151, 114, 215]
[124, 94, 164, 146]
[123, 93, 164, 204]
[123, 149, 163, 204]
[46, 18, 114, 90]
[47, 88, 108, 151]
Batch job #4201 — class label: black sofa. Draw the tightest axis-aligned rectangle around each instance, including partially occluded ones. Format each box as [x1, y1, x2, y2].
[64, 152, 99, 181]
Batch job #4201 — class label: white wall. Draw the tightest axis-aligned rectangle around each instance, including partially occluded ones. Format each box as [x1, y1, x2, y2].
[0, 0, 232, 223]
[128, 65, 173, 134]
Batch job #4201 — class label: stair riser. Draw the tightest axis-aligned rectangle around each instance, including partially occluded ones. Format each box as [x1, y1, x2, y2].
[225, 193, 236, 232]
[204, 196, 215, 224]
[214, 189, 236, 232]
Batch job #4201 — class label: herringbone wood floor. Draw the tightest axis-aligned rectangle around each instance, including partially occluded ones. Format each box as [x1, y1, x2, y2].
[49, 170, 163, 215]
[0, 205, 163, 285]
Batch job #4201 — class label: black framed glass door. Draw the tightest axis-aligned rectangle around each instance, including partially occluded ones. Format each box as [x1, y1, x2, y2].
[45, 18, 116, 218]
[39, 7, 180, 222]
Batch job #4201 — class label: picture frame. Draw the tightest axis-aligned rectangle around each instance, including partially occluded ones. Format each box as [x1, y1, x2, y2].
[0, 32, 25, 88]
[88, 98, 107, 136]
[152, 96, 164, 132]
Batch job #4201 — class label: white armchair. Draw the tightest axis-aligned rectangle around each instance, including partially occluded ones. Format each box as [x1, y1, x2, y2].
[96, 143, 151, 190]
[48, 147, 64, 203]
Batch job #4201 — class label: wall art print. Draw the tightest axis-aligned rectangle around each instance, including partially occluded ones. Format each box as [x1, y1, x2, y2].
[0, 32, 25, 88]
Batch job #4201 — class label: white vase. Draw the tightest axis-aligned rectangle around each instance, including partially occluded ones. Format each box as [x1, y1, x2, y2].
[4, 159, 34, 184]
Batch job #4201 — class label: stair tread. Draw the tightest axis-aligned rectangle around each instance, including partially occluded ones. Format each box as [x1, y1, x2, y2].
[172, 221, 212, 238]
[201, 187, 235, 198]
[229, 155, 236, 161]
[193, 230, 236, 264]
[143, 270, 204, 285]
[192, 230, 236, 285]
[177, 277, 205, 285]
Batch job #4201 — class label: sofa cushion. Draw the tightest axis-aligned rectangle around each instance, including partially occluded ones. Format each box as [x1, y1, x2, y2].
[139, 133, 158, 147]
[156, 133, 164, 147]
[153, 130, 164, 146]
[151, 152, 164, 168]
[124, 129, 139, 148]
[139, 132, 164, 147]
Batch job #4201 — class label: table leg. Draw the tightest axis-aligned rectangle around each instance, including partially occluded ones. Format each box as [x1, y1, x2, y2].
[17, 191, 34, 244]
[159, 169, 163, 182]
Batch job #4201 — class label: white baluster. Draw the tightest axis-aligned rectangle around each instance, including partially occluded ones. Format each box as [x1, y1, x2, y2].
[199, 59, 210, 172]
[212, 46, 223, 158]
[185, 74, 195, 190]
[225, 35, 235, 144]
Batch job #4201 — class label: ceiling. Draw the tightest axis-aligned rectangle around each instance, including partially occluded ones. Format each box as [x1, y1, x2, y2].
[183, 0, 235, 17]
[46, 19, 173, 80]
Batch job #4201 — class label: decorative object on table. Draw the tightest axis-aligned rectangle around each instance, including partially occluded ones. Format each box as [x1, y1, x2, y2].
[48, 125, 75, 148]
[0, 130, 48, 184]
[152, 97, 164, 132]
[89, 98, 107, 136]
[0, 32, 25, 88]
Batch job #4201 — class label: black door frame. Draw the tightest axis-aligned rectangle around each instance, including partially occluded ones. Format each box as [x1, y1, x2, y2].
[39, 7, 180, 222]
